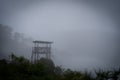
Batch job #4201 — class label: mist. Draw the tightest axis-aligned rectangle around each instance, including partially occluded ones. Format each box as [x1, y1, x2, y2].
[0, 24, 32, 59]
[0, 0, 120, 70]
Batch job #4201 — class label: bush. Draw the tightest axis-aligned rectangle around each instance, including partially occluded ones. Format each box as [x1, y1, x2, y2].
[0, 54, 120, 80]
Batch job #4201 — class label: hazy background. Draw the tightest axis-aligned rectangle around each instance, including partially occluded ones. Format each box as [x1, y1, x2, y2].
[0, 0, 120, 70]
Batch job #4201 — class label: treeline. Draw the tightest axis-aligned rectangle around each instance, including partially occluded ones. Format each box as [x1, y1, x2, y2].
[0, 54, 120, 80]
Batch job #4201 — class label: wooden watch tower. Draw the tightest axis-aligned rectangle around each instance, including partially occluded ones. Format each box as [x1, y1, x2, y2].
[31, 40, 53, 63]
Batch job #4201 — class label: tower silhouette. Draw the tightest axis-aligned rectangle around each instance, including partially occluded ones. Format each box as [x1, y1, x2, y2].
[31, 40, 53, 63]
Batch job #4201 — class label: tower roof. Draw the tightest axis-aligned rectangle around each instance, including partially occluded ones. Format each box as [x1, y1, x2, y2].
[33, 40, 53, 44]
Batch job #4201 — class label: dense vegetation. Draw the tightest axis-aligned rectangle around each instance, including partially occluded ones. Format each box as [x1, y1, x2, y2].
[0, 54, 120, 80]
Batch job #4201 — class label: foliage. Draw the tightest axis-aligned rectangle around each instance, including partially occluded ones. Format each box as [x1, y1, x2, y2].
[0, 54, 120, 80]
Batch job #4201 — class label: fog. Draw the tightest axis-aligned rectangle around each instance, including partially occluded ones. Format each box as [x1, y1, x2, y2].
[0, 0, 120, 70]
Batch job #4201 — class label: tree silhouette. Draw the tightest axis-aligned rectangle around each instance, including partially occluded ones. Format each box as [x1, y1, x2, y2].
[0, 54, 120, 80]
